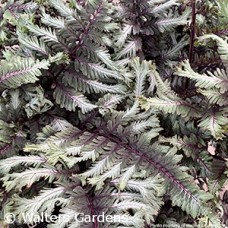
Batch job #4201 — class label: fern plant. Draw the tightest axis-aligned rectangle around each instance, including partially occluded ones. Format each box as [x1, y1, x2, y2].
[0, 0, 227, 227]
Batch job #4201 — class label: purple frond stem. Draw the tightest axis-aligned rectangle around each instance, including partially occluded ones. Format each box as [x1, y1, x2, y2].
[189, 0, 196, 64]
[85, 193, 99, 228]
[105, 134, 200, 205]
[70, 1, 104, 59]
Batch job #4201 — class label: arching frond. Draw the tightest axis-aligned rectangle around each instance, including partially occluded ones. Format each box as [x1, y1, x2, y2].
[0, 56, 50, 88]
[54, 84, 97, 113]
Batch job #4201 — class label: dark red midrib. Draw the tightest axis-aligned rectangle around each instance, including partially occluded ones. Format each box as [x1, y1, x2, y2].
[85, 193, 99, 228]
[164, 139, 211, 172]
[103, 134, 199, 205]
[0, 143, 12, 155]
[0, 66, 33, 83]
[70, 1, 104, 59]
[56, 83, 87, 108]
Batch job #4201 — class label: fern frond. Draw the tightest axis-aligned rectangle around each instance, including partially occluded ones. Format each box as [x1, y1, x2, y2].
[63, 71, 125, 94]
[54, 84, 97, 113]
[27, 24, 59, 43]
[8, 187, 66, 224]
[163, 35, 189, 59]
[93, 45, 116, 69]
[130, 115, 161, 134]
[198, 108, 228, 139]
[151, 0, 179, 15]
[140, 95, 200, 119]
[156, 8, 191, 32]
[0, 0, 225, 226]
[78, 42, 116, 69]
[116, 24, 133, 47]
[159, 135, 212, 176]
[18, 34, 49, 56]
[199, 88, 228, 106]
[49, 0, 74, 18]
[23, 110, 213, 220]
[198, 34, 228, 62]
[132, 57, 150, 97]
[27, 24, 68, 52]
[159, 135, 203, 157]
[0, 156, 46, 174]
[98, 94, 124, 110]
[1, 168, 57, 192]
[176, 60, 228, 93]
[0, 56, 50, 88]
[41, 12, 65, 29]
[74, 58, 121, 80]
[116, 39, 140, 59]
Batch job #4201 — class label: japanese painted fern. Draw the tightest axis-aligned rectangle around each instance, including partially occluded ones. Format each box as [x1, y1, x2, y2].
[0, 0, 227, 227]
